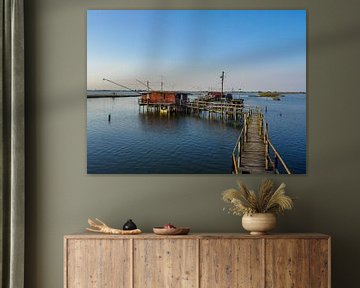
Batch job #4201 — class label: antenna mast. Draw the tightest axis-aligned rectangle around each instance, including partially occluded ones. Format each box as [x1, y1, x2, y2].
[220, 71, 225, 98]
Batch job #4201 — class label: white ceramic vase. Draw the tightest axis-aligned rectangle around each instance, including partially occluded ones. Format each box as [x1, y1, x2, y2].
[242, 213, 276, 235]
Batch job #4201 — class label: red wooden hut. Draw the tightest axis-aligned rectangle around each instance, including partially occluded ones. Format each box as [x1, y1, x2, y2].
[139, 91, 188, 105]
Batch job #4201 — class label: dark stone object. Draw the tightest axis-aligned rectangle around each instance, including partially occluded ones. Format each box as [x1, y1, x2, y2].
[123, 219, 137, 230]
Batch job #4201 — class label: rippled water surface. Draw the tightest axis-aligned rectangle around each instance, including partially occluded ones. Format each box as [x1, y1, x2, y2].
[87, 94, 306, 174]
[87, 97, 241, 173]
[243, 94, 306, 174]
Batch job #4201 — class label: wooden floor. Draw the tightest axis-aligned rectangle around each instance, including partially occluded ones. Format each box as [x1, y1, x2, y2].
[240, 113, 269, 174]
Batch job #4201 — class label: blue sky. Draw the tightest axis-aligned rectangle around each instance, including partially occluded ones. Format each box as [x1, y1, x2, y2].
[87, 10, 306, 91]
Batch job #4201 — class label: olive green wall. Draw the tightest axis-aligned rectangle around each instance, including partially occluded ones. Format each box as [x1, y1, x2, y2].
[24, 0, 360, 287]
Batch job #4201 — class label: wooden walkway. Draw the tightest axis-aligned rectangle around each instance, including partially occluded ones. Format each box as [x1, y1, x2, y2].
[240, 111, 267, 173]
[232, 110, 291, 174]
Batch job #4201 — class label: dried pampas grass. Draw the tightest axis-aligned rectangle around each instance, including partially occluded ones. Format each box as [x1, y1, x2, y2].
[222, 179, 294, 216]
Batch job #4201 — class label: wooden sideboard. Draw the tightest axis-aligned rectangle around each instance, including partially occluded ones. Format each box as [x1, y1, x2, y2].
[64, 233, 330, 288]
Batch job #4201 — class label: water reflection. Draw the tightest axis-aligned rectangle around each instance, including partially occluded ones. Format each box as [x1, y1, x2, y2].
[87, 94, 306, 174]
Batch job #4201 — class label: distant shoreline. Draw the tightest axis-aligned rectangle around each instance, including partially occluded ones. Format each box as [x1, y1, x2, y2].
[87, 94, 140, 98]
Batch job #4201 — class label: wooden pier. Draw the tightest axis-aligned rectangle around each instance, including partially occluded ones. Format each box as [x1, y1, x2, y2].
[139, 94, 245, 120]
[137, 93, 291, 174]
[232, 109, 291, 174]
[184, 101, 244, 120]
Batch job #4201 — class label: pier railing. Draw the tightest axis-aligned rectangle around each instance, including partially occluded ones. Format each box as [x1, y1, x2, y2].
[232, 112, 250, 174]
[259, 113, 291, 174]
[231, 127, 243, 174]
[185, 100, 244, 111]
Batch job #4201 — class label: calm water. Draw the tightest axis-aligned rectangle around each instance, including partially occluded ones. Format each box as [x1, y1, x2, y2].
[87, 93, 306, 174]
[242, 94, 306, 174]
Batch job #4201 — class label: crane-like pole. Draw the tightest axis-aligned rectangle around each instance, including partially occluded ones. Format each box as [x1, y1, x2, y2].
[103, 78, 136, 92]
[136, 79, 152, 92]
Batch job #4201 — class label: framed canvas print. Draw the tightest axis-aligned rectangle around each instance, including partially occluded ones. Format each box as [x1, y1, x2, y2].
[87, 10, 306, 174]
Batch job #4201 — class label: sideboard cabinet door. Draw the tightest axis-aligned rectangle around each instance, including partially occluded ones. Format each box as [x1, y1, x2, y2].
[134, 239, 198, 288]
[309, 239, 330, 288]
[265, 239, 329, 288]
[66, 239, 131, 288]
[200, 239, 264, 288]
